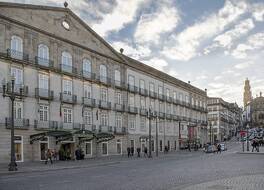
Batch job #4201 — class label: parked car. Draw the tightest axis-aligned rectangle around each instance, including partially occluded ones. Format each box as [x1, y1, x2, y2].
[205, 145, 216, 153]
[220, 143, 227, 151]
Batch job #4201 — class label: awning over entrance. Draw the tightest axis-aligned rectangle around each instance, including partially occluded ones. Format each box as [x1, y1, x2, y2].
[74, 130, 95, 143]
[30, 130, 72, 144]
[95, 132, 115, 143]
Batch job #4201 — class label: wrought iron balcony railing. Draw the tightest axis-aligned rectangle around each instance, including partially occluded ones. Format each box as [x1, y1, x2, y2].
[35, 88, 53, 100]
[6, 83, 28, 96]
[7, 49, 29, 61]
[139, 108, 148, 116]
[82, 97, 96, 107]
[114, 127, 127, 135]
[149, 91, 157, 98]
[59, 64, 77, 75]
[114, 103, 125, 112]
[127, 84, 138, 93]
[99, 100, 111, 110]
[35, 56, 54, 68]
[128, 106, 138, 114]
[82, 70, 96, 80]
[139, 88, 148, 96]
[60, 93, 77, 104]
[5, 118, 30, 129]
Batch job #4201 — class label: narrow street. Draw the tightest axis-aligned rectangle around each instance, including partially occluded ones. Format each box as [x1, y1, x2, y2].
[0, 141, 263, 190]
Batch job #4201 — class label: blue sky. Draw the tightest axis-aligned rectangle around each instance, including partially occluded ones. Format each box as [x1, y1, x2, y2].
[4, 0, 264, 106]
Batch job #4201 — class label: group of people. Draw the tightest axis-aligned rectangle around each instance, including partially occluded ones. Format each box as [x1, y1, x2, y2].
[127, 147, 148, 158]
[45, 149, 57, 164]
[251, 139, 261, 152]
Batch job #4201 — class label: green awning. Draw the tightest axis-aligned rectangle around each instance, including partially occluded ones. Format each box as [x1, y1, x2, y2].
[30, 130, 72, 144]
[95, 132, 115, 143]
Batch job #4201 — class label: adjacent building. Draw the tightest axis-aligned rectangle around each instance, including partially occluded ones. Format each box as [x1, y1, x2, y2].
[0, 2, 208, 163]
[207, 97, 242, 142]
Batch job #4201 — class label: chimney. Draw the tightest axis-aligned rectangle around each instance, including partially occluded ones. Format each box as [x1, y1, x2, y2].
[120, 48, 124, 54]
[188, 81, 190, 84]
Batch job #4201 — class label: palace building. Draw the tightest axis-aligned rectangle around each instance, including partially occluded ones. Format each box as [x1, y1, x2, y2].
[0, 2, 208, 163]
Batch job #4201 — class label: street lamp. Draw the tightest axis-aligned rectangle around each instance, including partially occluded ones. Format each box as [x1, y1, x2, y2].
[246, 123, 250, 151]
[155, 114, 158, 157]
[2, 76, 23, 171]
[147, 108, 152, 158]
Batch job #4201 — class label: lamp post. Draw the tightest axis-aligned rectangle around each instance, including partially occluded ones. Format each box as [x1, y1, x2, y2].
[2, 76, 23, 171]
[148, 108, 152, 158]
[246, 123, 249, 151]
[155, 114, 158, 157]
[209, 122, 212, 144]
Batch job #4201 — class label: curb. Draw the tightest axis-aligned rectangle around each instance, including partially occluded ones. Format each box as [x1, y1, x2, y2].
[236, 151, 264, 155]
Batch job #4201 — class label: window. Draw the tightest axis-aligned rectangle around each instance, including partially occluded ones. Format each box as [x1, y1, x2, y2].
[173, 92, 177, 100]
[102, 142, 108, 155]
[166, 89, 170, 97]
[83, 59, 91, 73]
[84, 84, 91, 98]
[116, 115, 122, 128]
[158, 86, 163, 95]
[167, 104, 171, 114]
[150, 99, 155, 110]
[63, 108, 72, 123]
[140, 97, 145, 109]
[101, 88, 108, 102]
[185, 95, 189, 103]
[11, 36, 23, 59]
[85, 142, 92, 155]
[100, 113, 108, 126]
[116, 140, 122, 155]
[129, 116, 136, 129]
[39, 74, 49, 89]
[115, 91, 122, 105]
[159, 102, 164, 112]
[159, 140, 163, 152]
[140, 79, 145, 89]
[84, 110, 92, 125]
[128, 75, 135, 86]
[14, 101, 23, 119]
[63, 80, 72, 95]
[115, 70, 120, 82]
[140, 117, 146, 131]
[149, 83, 154, 92]
[100, 65, 107, 82]
[39, 105, 49, 121]
[11, 67, 23, 85]
[38, 44, 49, 61]
[173, 105, 177, 115]
[61, 51, 72, 67]
[179, 93, 183, 101]
[129, 94, 135, 106]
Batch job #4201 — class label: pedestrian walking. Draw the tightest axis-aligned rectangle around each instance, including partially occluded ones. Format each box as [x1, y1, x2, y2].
[53, 149, 57, 161]
[136, 147, 141, 157]
[45, 149, 53, 164]
[127, 147, 131, 158]
[144, 147, 148, 157]
[251, 139, 257, 152]
[131, 147, 134, 157]
[188, 144, 191, 152]
[217, 144, 221, 154]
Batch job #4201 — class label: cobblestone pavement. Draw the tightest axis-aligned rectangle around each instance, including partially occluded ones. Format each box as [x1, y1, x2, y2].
[0, 141, 263, 190]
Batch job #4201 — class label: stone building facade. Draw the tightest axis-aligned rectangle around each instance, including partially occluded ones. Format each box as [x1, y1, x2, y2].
[0, 2, 207, 163]
[250, 93, 264, 129]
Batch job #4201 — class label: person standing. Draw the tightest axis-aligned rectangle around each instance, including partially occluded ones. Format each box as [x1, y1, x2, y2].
[144, 147, 148, 157]
[131, 147, 134, 157]
[136, 147, 141, 157]
[127, 147, 131, 158]
[217, 144, 221, 154]
[252, 139, 256, 152]
[45, 149, 53, 164]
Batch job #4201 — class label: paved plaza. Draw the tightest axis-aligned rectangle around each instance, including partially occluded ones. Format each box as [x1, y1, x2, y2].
[0, 141, 263, 190]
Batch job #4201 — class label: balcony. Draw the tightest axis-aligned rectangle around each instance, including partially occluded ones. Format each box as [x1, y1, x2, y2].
[139, 108, 148, 116]
[114, 127, 127, 135]
[128, 106, 138, 114]
[35, 56, 54, 69]
[7, 49, 29, 61]
[60, 122, 73, 130]
[99, 125, 113, 133]
[114, 80, 124, 89]
[172, 115, 180, 121]
[60, 93, 77, 104]
[182, 116, 188, 121]
[158, 94, 165, 101]
[127, 84, 138, 93]
[173, 99, 180, 105]
[35, 88, 54, 100]
[82, 70, 95, 80]
[82, 97, 96, 107]
[83, 124, 96, 131]
[98, 76, 111, 86]
[158, 112, 165, 119]
[166, 96, 172, 103]
[150, 111, 157, 117]
[59, 64, 77, 75]
[139, 88, 148, 96]
[99, 100, 111, 110]
[114, 103, 125, 112]
[166, 113, 172, 120]
[34, 120, 58, 130]
[5, 118, 29, 130]
[6, 83, 28, 96]
[149, 91, 157, 98]
[73, 123, 83, 130]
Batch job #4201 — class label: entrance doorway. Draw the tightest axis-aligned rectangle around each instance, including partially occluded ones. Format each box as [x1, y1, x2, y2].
[59, 143, 74, 160]
[40, 137, 48, 161]
[141, 140, 146, 152]
[14, 136, 23, 162]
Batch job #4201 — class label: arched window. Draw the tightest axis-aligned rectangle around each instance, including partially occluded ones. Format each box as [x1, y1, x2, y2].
[83, 59, 91, 78]
[114, 70, 121, 86]
[100, 64, 107, 83]
[11, 35, 23, 59]
[61, 51, 72, 72]
[37, 44, 49, 65]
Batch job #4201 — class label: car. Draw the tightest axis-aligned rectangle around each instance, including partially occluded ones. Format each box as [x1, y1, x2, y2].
[220, 143, 227, 151]
[205, 145, 216, 153]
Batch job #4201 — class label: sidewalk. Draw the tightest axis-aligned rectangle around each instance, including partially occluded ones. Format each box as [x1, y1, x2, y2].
[0, 150, 203, 176]
[236, 145, 264, 155]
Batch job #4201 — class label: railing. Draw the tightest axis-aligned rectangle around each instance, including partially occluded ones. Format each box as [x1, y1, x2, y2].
[127, 84, 138, 93]
[82, 97, 96, 107]
[158, 112, 165, 119]
[6, 83, 28, 96]
[60, 122, 73, 130]
[114, 127, 127, 135]
[128, 106, 138, 114]
[172, 115, 179, 121]
[59, 64, 77, 74]
[99, 100, 111, 110]
[60, 93, 77, 104]
[82, 70, 95, 80]
[5, 118, 29, 129]
[114, 103, 125, 112]
[34, 120, 58, 130]
[114, 80, 125, 89]
[139, 108, 148, 116]
[83, 124, 96, 131]
[35, 56, 54, 68]
[35, 88, 54, 100]
[158, 94, 165, 101]
[149, 91, 157, 98]
[98, 76, 111, 85]
[139, 88, 148, 96]
[73, 123, 83, 130]
[99, 125, 113, 133]
[166, 96, 172, 103]
[7, 49, 29, 61]
[166, 113, 172, 120]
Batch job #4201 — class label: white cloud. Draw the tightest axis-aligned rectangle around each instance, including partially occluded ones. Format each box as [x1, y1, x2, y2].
[232, 32, 264, 59]
[111, 41, 151, 60]
[251, 3, 264, 22]
[142, 58, 168, 71]
[92, 0, 145, 37]
[134, 6, 180, 44]
[234, 61, 254, 69]
[162, 0, 248, 61]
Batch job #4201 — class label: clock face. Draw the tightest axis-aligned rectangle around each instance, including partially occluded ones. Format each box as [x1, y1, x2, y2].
[62, 20, 70, 30]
